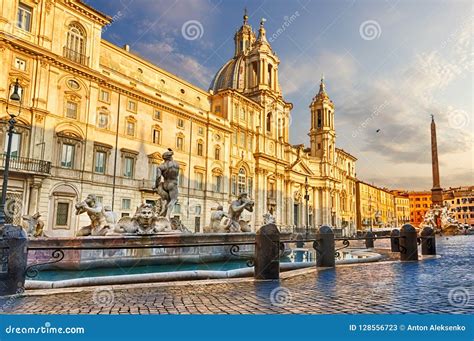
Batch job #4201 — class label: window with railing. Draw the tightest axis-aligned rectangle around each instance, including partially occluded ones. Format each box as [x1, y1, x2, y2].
[64, 22, 88, 65]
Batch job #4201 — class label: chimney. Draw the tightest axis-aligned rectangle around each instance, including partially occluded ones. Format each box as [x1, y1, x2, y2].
[123, 44, 130, 52]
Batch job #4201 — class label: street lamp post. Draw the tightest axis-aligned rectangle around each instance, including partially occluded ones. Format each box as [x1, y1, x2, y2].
[304, 176, 309, 236]
[0, 79, 23, 230]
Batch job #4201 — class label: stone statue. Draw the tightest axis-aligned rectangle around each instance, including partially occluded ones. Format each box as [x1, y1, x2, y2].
[263, 212, 275, 225]
[228, 193, 254, 232]
[208, 205, 229, 232]
[170, 216, 191, 233]
[114, 203, 174, 235]
[75, 194, 118, 236]
[153, 148, 179, 220]
[22, 212, 45, 237]
[421, 204, 461, 235]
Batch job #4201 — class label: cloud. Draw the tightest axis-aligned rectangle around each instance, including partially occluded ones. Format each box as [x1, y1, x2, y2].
[339, 19, 473, 166]
[367, 169, 474, 191]
[134, 41, 214, 88]
[279, 15, 472, 189]
[279, 49, 358, 98]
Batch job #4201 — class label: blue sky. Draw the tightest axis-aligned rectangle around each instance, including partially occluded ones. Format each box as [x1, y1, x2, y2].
[86, 0, 473, 190]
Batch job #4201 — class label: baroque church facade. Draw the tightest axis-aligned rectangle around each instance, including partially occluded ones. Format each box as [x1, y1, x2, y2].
[0, 1, 357, 236]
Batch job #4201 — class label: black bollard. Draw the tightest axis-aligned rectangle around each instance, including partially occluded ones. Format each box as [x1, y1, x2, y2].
[420, 226, 436, 256]
[390, 229, 400, 252]
[295, 233, 304, 263]
[254, 223, 280, 280]
[315, 225, 335, 267]
[0, 225, 28, 296]
[365, 230, 374, 248]
[399, 224, 418, 261]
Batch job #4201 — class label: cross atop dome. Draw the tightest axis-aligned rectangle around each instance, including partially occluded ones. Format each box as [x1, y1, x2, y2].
[243, 8, 248, 25]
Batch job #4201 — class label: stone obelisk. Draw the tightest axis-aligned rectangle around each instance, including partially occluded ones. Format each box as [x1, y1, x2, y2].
[430, 115, 443, 206]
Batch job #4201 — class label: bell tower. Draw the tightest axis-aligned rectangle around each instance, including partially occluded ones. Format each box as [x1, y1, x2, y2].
[309, 76, 335, 164]
[244, 18, 281, 95]
[234, 9, 255, 56]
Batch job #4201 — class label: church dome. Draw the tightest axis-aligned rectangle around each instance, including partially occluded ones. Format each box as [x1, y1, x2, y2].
[209, 55, 244, 93]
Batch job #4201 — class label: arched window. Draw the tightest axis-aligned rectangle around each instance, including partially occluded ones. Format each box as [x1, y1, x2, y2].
[66, 23, 86, 64]
[266, 113, 272, 132]
[214, 146, 220, 160]
[238, 167, 246, 194]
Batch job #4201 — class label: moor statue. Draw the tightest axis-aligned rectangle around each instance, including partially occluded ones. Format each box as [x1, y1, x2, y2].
[153, 148, 180, 220]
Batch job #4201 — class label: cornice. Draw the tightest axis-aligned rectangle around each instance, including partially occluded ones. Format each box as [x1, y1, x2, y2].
[62, 0, 112, 26]
[0, 36, 215, 127]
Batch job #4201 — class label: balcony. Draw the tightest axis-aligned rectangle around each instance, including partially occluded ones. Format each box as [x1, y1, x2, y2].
[63, 46, 89, 66]
[0, 154, 51, 175]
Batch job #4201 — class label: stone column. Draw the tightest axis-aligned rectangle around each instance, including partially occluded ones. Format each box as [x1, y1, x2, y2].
[274, 67, 279, 91]
[277, 176, 283, 226]
[254, 170, 263, 228]
[322, 189, 329, 225]
[28, 180, 42, 215]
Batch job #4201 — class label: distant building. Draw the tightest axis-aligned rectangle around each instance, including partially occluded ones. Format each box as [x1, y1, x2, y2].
[443, 186, 474, 227]
[356, 181, 395, 230]
[391, 190, 410, 227]
[408, 191, 432, 226]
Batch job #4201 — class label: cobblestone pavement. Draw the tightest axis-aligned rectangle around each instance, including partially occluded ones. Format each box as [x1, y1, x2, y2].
[2, 236, 473, 315]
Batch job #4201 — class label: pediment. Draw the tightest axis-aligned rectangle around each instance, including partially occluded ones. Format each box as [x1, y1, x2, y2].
[288, 159, 313, 175]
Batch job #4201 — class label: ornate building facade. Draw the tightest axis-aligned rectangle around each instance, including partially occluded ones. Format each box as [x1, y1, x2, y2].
[0, 1, 357, 236]
[443, 186, 474, 227]
[356, 180, 396, 229]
